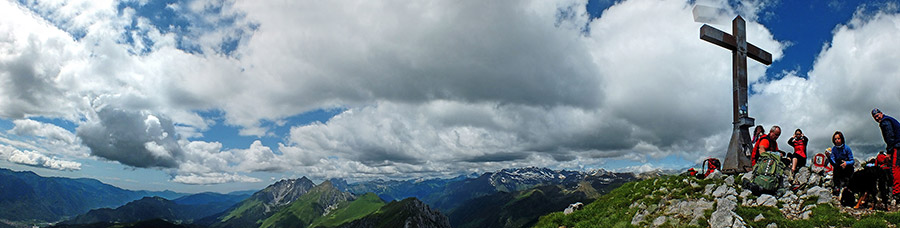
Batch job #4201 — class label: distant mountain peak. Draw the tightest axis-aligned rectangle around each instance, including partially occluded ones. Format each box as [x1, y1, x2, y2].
[251, 176, 318, 212]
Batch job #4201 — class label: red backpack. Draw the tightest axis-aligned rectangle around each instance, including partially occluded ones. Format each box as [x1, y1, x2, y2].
[701, 158, 721, 177]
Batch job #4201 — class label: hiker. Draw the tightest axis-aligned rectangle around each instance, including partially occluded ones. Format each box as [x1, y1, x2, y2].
[751, 125, 766, 145]
[752, 126, 781, 166]
[830, 131, 855, 195]
[787, 129, 809, 173]
[876, 151, 892, 207]
[872, 108, 900, 200]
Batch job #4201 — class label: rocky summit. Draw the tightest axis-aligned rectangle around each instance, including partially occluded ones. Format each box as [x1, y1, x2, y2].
[536, 165, 900, 228]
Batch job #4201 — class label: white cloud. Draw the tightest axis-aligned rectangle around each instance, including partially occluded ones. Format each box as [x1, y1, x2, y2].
[171, 172, 261, 185]
[5, 0, 849, 183]
[7, 119, 88, 157]
[0, 144, 81, 171]
[751, 9, 900, 157]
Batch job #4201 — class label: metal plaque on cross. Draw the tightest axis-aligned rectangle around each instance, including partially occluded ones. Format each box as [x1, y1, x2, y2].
[700, 16, 772, 174]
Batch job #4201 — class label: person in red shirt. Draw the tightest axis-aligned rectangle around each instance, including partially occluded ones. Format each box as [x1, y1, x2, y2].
[787, 129, 809, 173]
[752, 126, 781, 166]
[876, 151, 892, 207]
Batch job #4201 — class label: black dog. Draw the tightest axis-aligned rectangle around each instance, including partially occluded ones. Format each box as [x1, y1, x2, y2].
[849, 164, 881, 209]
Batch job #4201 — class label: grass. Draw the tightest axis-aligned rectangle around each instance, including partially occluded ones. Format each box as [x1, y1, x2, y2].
[309, 193, 385, 228]
[533, 175, 717, 228]
[221, 198, 262, 221]
[533, 173, 900, 228]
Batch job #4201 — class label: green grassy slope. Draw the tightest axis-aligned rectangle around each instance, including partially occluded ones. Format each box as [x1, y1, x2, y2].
[214, 198, 266, 228]
[259, 181, 354, 228]
[449, 184, 594, 228]
[338, 198, 441, 228]
[534, 174, 900, 228]
[310, 193, 385, 228]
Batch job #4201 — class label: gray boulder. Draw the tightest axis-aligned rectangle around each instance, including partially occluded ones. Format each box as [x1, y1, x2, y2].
[807, 186, 832, 204]
[713, 185, 729, 198]
[757, 194, 777, 207]
[631, 210, 650, 226]
[796, 167, 811, 184]
[707, 170, 725, 180]
[652, 216, 667, 226]
[708, 210, 734, 228]
[753, 213, 765, 222]
[717, 197, 737, 212]
[705, 184, 716, 195]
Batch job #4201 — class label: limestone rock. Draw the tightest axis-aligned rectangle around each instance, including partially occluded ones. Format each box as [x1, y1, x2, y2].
[802, 205, 816, 212]
[713, 185, 729, 198]
[767, 223, 778, 228]
[808, 173, 821, 185]
[807, 186, 832, 204]
[741, 172, 754, 184]
[652, 216, 666, 226]
[742, 198, 754, 207]
[707, 170, 724, 180]
[754, 213, 765, 222]
[732, 216, 746, 228]
[800, 210, 812, 220]
[717, 197, 737, 212]
[779, 191, 798, 203]
[740, 190, 752, 199]
[725, 175, 735, 186]
[757, 194, 777, 207]
[631, 210, 649, 226]
[708, 210, 734, 228]
[796, 167, 811, 184]
[705, 184, 716, 195]
[665, 199, 713, 221]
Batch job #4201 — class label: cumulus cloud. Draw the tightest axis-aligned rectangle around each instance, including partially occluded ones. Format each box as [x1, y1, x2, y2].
[751, 8, 900, 158]
[6, 119, 88, 157]
[0, 144, 81, 171]
[77, 107, 183, 168]
[26, 0, 900, 184]
[171, 172, 261, 185]
[272, 0, 785, 178]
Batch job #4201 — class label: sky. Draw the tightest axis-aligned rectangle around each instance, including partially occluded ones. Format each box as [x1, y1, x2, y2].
[1, 0, 899, 193]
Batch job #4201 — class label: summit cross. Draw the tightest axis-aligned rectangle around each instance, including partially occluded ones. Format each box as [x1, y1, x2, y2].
[700, 16, 772, 174]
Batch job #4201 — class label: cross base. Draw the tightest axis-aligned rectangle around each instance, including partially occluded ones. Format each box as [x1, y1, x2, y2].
[721, 117, 754, 174]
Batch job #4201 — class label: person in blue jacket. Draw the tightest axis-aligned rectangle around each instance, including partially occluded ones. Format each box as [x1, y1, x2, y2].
[872, 108, 900, 197]
[830, 131, 854, 195]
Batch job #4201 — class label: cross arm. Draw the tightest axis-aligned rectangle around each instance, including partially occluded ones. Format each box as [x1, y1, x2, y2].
[700, 24, 773, 65]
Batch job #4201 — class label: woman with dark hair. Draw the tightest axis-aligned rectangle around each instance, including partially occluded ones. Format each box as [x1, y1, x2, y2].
[787, 128, 809, 172]
[750, 125, 766, 157]
[752, 125, 765, 145]
[830, 131, 855, 195]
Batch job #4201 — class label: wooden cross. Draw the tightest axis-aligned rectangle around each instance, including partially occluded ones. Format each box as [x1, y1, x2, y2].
[700, 16, 772, 174]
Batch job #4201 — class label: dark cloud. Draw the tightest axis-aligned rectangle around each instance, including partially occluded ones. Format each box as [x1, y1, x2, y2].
[464, 152, 531, 163]
[77, 107, 183, 168]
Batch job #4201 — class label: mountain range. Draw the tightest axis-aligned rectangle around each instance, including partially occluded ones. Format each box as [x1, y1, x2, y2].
[58, 192, 250, 226]
[2, 166, 645, 228]
[0, 168, 186, 224]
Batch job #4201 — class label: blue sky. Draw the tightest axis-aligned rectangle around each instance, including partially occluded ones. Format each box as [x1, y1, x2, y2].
[2, 0, 899, 193]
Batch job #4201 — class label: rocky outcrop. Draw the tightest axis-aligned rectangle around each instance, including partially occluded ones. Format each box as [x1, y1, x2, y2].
[626, 165, 848, 227]
[211, 177, 317, 228]
[255, 177, 317, 213]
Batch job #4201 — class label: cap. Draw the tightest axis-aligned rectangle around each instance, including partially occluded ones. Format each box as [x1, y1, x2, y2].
[873, 108, 882, 116]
